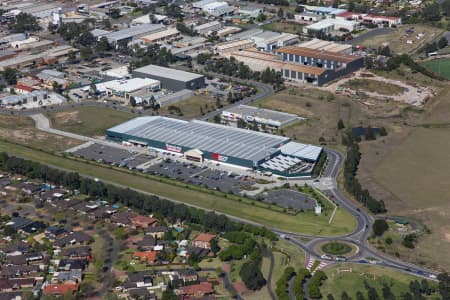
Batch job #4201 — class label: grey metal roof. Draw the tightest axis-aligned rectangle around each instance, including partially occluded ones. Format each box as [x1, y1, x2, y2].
[104, 24, 165, 43]
[108, 116, 289, 162]
[280, 141, 322, 161]
[223, 105, 300, 126]
[133, 64, 204, 82]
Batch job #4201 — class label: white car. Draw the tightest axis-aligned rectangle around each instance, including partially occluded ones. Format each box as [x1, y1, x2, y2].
[321, 254, 332, 260]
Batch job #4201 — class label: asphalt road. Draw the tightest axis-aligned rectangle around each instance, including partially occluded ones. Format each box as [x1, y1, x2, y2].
[29, 113, 439, 282]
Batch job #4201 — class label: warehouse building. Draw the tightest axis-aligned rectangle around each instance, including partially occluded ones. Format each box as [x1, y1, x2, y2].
[298, 39, 353, 55]
[194, 21, 223, 35]
[214, 39, 254, 54]
[275, 46, 363, 84]
[102, 24, 166, 47]
[303, 18, 359, 35]
[133, 65, 205, 91]
[106, 116, 322, 176]
[221, 105, 302, 130]
[94, 78, 160, 100]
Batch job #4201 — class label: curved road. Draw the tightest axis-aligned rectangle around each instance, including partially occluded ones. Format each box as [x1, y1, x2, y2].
[24, 92, 440, 285]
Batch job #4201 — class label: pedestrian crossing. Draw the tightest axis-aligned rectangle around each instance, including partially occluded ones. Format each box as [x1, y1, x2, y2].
[306, 257, 329, 274]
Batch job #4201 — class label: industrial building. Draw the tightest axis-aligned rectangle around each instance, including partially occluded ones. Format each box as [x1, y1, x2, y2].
[140, 28, 180, 44]
[299, 39, 353, 54]
[95, 78, 160, 100]
[194, 21, 223, 35]
[238, 6, 262, 18]
[101, 24, 166, 47]
[0, 90, 49, 106]
[221, 105, 301, 130]
[214, 39, 254, 54]
[133, 65, 205, 91]
[303, 18, 359, 35]
[276, 45, 364, 84]
[106, 116, 322, 176]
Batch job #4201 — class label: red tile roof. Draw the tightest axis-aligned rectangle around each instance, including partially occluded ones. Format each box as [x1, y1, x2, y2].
[194, 233, 216, 243]
[134, 251, 157, 262]
[43, 283, 79, 295]
[178, 282, 214, 297]
[15, 84, 35, 92]
[131, 215, 158, 227]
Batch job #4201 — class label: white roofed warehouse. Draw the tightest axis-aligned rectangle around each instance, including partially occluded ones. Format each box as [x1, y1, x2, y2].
[132, 65, 205, 91]
[106, 116, 323, 177]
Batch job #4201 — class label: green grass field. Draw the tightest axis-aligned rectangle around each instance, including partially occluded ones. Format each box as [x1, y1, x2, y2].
[420, 59, 450, 80]
[261, 21, 303, 34]
[0, 140, 356, 236]
[320, 264, 438, 299]
[47, 106, 135, 137]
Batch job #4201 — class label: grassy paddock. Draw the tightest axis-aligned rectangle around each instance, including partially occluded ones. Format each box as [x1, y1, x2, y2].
[420, 59, 450, 80]
[261, 21, 303, 34]
[320, 264, 437, 299]
[47, 106, 134, 137]
[0, 140, 356, 236]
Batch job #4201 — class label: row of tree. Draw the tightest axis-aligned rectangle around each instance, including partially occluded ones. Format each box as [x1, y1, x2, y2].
[0, 152, 277, 239]
[276, 267, 296, 300]
[386, 54, 446, 80]
[342, 130, 387, 214]
[200, 56, 284, 89]
[309, 270, 328, 299]
[293, 268, 310, 300]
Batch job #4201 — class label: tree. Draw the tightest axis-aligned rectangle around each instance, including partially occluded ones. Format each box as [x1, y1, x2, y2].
[78, 31, 96, 47]
[372, 219, 389, 236]
[240, 260, 266, 290]
[379, 46, 391, 57]
[348, 0, 355, 11]
[108, 8, 121, 19]
[129, 97, 136, 107]
[80, 47, 93, 60]
[438, 37, 448, 49]
[379, 127, 387, 136]
[1, 68, 18, 85]
[422, 3, 441, 22]
[438, 273, 450, 300]
[365, 126, 376, 140]
[256, 12, 266, 22]
[277, 8, 284, 18]
[341, 291, 351, 300]
[327, 294, 335, 300]
[332, 0, 340, 8]
[96, 37, 111, 55]
[67, 50, 77, 63]
[337, 119, 345, 130]
[356, 291, 365, 300]
[12, 13, 41, 32]
[210, 238, 220, 255]
[162, 288, 178, 300]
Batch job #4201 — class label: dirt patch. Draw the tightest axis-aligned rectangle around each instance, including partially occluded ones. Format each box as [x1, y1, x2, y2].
[233, 282, 248, 293]
[53, 111, 81, 125]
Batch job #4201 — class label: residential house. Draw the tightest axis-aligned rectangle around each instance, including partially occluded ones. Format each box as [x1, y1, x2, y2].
[60, 246, 91, 260]
[136, 235, 156, 251]
[131, 215, 158, 229]
[192, 233, 216, 249]
[51, 270, 83, 285]
[145, 226, 168, 239]
[110, 211, 136, 227]
[45, 226, 69, 241]
[54, 231, 93, 248]
[133, 251, 158, 265]
[126, 272, 154, 288]
[43, 283, 79, 296]
[57, 259, 87, 272]
[176, 282, 214, 299]
[0, 265, 40, 279]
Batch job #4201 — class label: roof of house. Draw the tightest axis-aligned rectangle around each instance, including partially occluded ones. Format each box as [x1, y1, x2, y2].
[277, 46, 361, 63]
[194, 233, 216, 243]
[134, 251, 157, 261]
[14, 84, 36, 92]
[145, 226, 168, 233]
[54, 232, 93, 247]
[177, 282, 214, 296]
[131, 215, 158, 225]
[61, 246, 91, 257]
[43, 284, 79, 295]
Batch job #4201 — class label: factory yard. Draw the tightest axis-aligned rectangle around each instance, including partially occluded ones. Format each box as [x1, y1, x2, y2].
[351, 24, 445, 54]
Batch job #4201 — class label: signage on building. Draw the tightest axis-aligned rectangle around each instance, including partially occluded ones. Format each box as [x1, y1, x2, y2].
[165, 143, 183, 153]
[211, 153, 228, 162]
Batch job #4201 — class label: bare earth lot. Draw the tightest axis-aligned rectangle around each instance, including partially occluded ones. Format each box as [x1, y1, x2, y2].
[0, 114, 82, 152]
